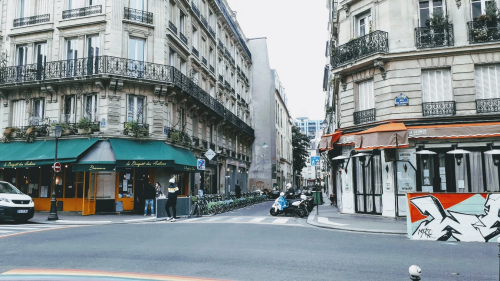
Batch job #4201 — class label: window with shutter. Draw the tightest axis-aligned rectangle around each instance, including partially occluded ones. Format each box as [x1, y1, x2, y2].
[421, 69, 453, 102]
[475, 65, 500, 100]
[12, 100, 27, 127]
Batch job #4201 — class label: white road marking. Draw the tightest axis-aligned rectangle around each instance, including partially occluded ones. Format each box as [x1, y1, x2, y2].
[272, 218, 289, 224]
[54, 220, 111, 224]
[318, 217, 348, 226]
[0, 227, 38, 230]
[228, 217, 243, 221]
[0, 230, 14, 233]
[123, 217, 157, 222]
[249, 217, 266, 223]
[208, 217, 223, 221]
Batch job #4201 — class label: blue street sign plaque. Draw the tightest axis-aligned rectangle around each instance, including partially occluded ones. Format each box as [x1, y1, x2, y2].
[395, 93, 409, 106]
[311, 156, 320, 167]
[197, 159, 206, 170]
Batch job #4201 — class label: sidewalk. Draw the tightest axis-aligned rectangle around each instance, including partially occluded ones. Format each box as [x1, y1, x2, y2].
[306, 197, 407, 235]
[30, 211, 171, 225]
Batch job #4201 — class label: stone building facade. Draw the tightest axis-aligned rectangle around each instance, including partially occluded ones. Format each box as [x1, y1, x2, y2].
[325, 0, 500, 217]
[0, 0, 254, 214]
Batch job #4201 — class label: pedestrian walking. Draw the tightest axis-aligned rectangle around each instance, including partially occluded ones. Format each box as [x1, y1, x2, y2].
[143, 182, 156, 216]
[165, 178, 180, 221]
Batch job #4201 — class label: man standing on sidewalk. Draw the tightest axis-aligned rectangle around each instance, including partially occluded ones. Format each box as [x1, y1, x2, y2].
[143, 182, 156, 216]
[165, 178, 180, 221]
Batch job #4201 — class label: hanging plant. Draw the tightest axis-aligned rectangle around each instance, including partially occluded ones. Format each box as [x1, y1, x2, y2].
[25, 127, 37, 143]
[2, 127, 18, 143]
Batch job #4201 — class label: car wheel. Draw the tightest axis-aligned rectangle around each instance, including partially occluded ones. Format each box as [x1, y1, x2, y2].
[270, 208, 278, 216]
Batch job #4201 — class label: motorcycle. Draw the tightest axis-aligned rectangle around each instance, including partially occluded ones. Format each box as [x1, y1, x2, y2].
[270, 194, 308, 218]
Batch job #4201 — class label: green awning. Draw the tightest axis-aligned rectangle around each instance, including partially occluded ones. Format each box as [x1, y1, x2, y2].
[0, 138, 99, 168]
[73, 140, 116, 172]
[109, 139, 197, 171]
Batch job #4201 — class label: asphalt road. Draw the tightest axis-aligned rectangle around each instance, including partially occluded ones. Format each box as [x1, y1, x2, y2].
[0, 202, 497, 281]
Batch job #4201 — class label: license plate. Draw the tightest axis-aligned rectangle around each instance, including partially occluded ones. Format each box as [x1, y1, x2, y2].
[17, 210, 28, 213]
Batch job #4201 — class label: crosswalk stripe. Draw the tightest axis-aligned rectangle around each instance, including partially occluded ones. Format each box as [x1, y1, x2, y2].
[0, 227, 38, 230]
[228, 217, 242, 221]
[0, 230, 14, 233]
[186, 218, 202, 222]
[250, 217, 266, 223]
[208, 217, 223, 221]
[272, 218, 289, 224]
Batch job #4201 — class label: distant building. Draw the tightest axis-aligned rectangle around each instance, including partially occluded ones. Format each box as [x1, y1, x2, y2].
[248, 38, 293, 191]
[294, 117, 323, 139]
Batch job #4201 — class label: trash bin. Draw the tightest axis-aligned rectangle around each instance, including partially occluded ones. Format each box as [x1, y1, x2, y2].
[312, 191, 321, 205]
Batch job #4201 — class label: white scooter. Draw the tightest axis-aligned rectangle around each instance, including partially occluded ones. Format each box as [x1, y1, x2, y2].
[270, 193, 308, 218]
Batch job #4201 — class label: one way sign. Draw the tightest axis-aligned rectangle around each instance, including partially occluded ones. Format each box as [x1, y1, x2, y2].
[197, 159, 206, 170]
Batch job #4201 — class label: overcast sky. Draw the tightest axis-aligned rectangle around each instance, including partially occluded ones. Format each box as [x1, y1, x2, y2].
[226, 0, 329, 121]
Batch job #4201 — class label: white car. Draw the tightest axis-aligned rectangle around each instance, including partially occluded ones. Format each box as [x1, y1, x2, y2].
[0, 181, 35, 223]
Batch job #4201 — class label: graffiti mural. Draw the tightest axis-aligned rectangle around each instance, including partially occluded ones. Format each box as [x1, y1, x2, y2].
[408, 193, 500, 242]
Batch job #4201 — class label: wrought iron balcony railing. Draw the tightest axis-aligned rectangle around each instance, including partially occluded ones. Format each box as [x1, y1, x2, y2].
[191, 2, 200, 18]
[192, 47, 199, 57]
[218, 39, 224, 49]
[210, 65, 215, 73]
[168, 21, 177, 34]
[330, 30, 389, 68]
[415, 24, 454, 49]
[0, 56, 253, 138]
[202, 57, 208, 66]
[201, 15, 208, 28]
[124, 7, 153, 24]
[180, 32, 188, 45]
[224, 81, 230, 88]
[353, 108, 376, 125]
[210, 143, 216, 150]
[467, 20, 500, 44]
[218, 75, 223, 83]
[209, 26, 216, 38]
[14, 14, 50, 27]
[214, 0, 252, 60]
[476, 98, 500, 114]
[422, 101, 456, 116]
[63, 5, 102, 19]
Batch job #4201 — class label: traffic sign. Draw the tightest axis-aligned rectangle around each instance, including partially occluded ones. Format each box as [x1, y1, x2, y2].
[53, 162, 61, 173]
[311, 156, 321, 167]
[197, 159, 206, 170]
[205, 149, 216, 160]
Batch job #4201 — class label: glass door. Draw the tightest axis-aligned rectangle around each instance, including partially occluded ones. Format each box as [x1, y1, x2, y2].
[86, 36, 100, 75]
[66, 39, 78, 77]
[128, 38, 145, 77]
[35, 43, 46, 80]
[82, 172, 97, 215]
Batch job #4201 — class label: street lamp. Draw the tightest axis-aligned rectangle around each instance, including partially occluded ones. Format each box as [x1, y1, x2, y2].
[48, 125, 62, 221]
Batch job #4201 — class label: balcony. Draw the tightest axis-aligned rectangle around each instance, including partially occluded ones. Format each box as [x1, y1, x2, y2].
[422, 101, 456, 116]
[192, 137, 200, 147]
[0, 56, 254, 139]
[218, 39, 224, 49]
[180, 32, 188, 45]
[415, 24, 454, 49]
[353, 108, 376, 125]
[218, 75, 223, 83]
[210, 143, 216, 150]
[192, 47, 199, 57]
[476, 98, 500, 114]
[209, 65, 215, 73]
[168, 21, 177, 35]
[191, 2, 200, 18]
[63, 5, 102, 19]
[224, 80, 230, 88]
[330, 30, 389, 68]
[124, 7, 153, 24]
[468, 20, 500, 44]
[209, 26, 216, 38]
[202, 57, 208, 66]
[214, 0, 252, 60]
[201, 15, 208, 28]
[14, 14, 50, 27]
[202, 140, 208, 149]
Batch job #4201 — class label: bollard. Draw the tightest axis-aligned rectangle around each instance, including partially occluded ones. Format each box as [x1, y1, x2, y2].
[409, 265, 421, 281]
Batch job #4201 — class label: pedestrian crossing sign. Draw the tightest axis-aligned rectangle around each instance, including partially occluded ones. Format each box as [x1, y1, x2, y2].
[197, 159, 206, 170]
[311, 156, 320, 166]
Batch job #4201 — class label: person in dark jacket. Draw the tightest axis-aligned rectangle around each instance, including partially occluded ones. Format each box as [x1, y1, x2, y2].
[165, 178, 180, 221]
[143, 182, 156, 216]
[235, 181, 241, 198]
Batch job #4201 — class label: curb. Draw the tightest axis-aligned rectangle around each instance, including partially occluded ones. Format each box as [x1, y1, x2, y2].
[306, 213, 407, 235]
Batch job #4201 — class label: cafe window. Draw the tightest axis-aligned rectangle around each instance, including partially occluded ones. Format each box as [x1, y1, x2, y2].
[28, 168, 40, 198]
[119, 169, 134, 198]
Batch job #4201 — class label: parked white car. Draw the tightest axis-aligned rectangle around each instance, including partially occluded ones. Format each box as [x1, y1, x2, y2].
[0, 181, 35, 223]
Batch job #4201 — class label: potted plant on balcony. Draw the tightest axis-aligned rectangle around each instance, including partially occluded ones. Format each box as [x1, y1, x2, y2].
[424, 10, 450, 46]
[124, 120, 148, 138]
[25, 127, 37, 143]
[2, 127, 17, 143]
[170, 131, 180, 144]
[50, 123, 73, 136]
[76, 117, 93, 134]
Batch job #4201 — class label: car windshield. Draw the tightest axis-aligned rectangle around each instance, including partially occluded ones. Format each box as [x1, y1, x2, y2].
[0, 182, 22, 194]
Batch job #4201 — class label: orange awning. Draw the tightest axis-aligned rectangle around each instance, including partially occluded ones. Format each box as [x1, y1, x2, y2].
[319, 132, 342, 151]
[354, 123, 409, 151]
[407, 122, 500, 139]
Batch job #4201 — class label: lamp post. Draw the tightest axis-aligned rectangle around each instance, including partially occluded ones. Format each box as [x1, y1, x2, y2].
[48, 125, 62, 221]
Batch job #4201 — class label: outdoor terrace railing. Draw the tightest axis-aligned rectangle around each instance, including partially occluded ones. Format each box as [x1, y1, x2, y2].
[192, 47, 199, 57]
[124, 7, 153, 24]
[201, 15, 208, 28]
[476, 98, 500, 114]
[191, 2, 200, 18]
[422, 101, 456, 116]
[214, 0, 252, 60]
[202, 57, 208, 66]
[467, 20, 500, 44]
[0, 56, 253, 138]
[14, 14, 50, 27]
[168, 21, 177, 34]
[209, 26, 216, 38]
[415, 24, 454, 49]
[353, 108, 376, 125]
[210, 65, 215, 73]
[63, 5, 102, 19]
[330, 30, 389, 68]
[180, 32, 188, 45]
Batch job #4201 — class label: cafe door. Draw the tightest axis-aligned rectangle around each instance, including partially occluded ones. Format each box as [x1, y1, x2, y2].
[354, 154, 383, 214]
[82, 172, 97, 215]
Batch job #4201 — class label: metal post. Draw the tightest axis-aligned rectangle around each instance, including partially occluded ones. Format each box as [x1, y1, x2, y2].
[48, 136, 59, 221]
[498, 237, 500, 281]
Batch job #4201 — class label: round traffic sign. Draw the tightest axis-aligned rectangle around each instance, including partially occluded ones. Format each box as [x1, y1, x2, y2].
[53, 162, 61, 173]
